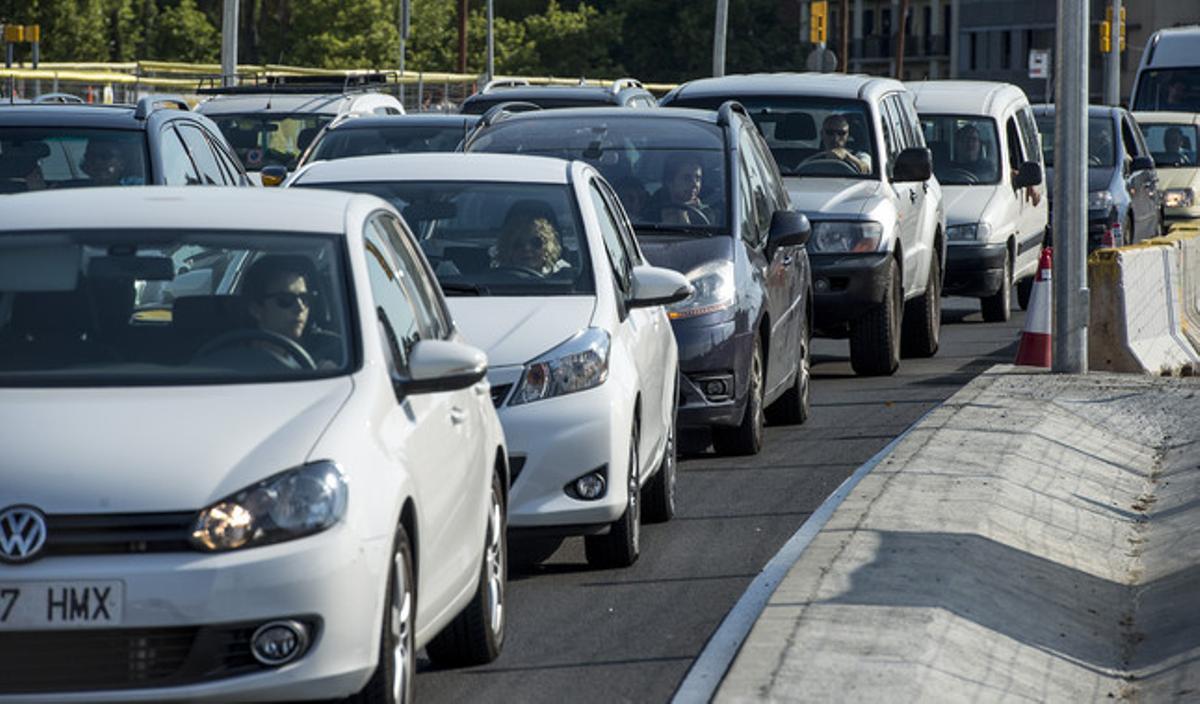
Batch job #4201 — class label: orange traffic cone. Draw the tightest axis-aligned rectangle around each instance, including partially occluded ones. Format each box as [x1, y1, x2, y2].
[1015, 247, 1053, 367]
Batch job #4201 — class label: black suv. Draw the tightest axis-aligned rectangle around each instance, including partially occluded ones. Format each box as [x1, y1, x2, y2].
[295, 113, 480, 170]
[459, 78, 658, 114]
[466, 104, 813, 455]
[0, 96, 249, 193]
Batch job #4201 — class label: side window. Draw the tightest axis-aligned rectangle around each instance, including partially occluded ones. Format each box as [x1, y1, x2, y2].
[1017, 107, 1043, 165]
[884, 96, 911, 150]
[363, 218, 423, 372]
[210, 133, 247, 183]
[159, 126, 200, 186]
[596, 179, 643, 266]
[589, 182, 633, 293]
[178, 124, 227, 185]
[1120, 117, 1140, 159]
[745, 121, 789, 212]
[738, 131, 772, 243]
[1005, 117, 1025, 178]
[737, 157, 758, 241]
[1127, 116, 1150, 157]
[898, 95, 925, 148]
[376, 214, 451, 340]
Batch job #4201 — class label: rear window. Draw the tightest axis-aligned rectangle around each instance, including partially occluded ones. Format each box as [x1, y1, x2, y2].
[461, 96, 617, 114]
[1138, 123, 1199, 169]
[1034, 114, 1116, 169]
[1132, 69, 1200, 112]
[311, 124, 470, 161]
[0, 128, 148, 192]
[211, 113, 332, 171]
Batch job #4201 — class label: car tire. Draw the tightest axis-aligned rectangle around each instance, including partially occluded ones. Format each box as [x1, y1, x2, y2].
[585, 426, 640, 569]
[426, 469, 507, 667]
[1017, 276, 1034, 311]
[642, 389, 678, 523]
[980, 253, 1011, 322]
[849, 260, 901, 376]
[352, 523, 416, 704]
[901, 254, 941, 358]
[765, 324, 810, 425]
[712, 336, 765, 454]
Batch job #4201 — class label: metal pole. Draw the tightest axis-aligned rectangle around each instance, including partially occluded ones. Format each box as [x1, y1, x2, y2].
[895, 0, 910, 79]
[32, 40, 40, 98]
[457, 0, 468, 74]
[852, 0, 864, 73]
[1053, 0, 1089, 373]
[1105, 0, 1121, 105]
[486, 0, 495, 83]
[840, 0, 850, 72]
[713, 0, 729, 77]
[399, 0, 409, 107]
[221, 0, 239, 87]
[949, 0, 960, 78]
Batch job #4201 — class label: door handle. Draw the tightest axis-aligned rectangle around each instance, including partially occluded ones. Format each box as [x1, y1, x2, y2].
[782, 254, 794, 265]
[449, 407, 467, 425]
[909, 189, 917, 203]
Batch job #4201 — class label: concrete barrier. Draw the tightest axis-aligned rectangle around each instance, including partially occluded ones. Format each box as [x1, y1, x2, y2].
[1087, 243, 1200, 374]
[714, 368, 1200, 703]
[1144, 230, 1200, 358]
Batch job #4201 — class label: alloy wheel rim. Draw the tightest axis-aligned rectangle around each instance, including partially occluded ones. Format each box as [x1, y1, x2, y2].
[666, 415, 677, 510]
[629, 441, 640, 549]
[485, 488, 505, 637]
[390, 550, 413, 702]
[752, 346, 764, 443]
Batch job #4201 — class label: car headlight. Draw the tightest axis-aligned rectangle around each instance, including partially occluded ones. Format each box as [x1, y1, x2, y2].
[809, 221, 884, 253]
[1088, 190, 1114, 211]
[946, 223, 993, 241]
[1164, 188, 1196, 209]
[511, 328, 610, 405]
[667, 260, 735, 320]
[190, 461, 348, 551]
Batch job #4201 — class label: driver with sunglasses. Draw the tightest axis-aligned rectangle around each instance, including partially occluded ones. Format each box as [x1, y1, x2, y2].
[803, 113, 872, 175]
[242, 256, 342, 369]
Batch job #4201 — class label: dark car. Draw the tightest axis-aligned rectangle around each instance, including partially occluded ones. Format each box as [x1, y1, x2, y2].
[459, 78, 658, 115]
[0, 96, 250, 193]
[295, 113, 479, 169]
[466, 104, 813, 456]
[1034, 105, 1162, 249]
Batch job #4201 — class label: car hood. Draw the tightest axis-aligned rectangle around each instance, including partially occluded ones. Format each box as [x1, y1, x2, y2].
[941, 185, 997, 226]
[447, 297, 596, 367]
[0, 378, 354, 513]
[782, 177, 881, 217]
[1045, 166, 1115, 199]
[1156, 167, 1200, 191]
[634, 231, 735, 276]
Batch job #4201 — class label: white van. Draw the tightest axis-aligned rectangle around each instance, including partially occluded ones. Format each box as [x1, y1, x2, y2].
[906, 80, 1048, 321]
[1131, 26, 1200, 114]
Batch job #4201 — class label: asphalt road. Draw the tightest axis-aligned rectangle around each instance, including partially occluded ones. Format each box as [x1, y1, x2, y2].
[417, 296, 1027, 704]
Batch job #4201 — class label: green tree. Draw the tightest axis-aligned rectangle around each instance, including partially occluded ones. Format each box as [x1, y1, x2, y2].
[281, 0, 397, 68]
[522, 1, 622, 78]
[152, 0, 219, 62]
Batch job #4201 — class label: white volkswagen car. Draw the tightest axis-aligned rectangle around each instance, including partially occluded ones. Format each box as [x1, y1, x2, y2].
[0, 188, 507, 702]
[290, 153, 692, 568]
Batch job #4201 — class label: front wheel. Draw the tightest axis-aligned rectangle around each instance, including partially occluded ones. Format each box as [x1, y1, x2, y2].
[642, 390, 677, 523]
[585, 426, 641, 568]
[980, 253, 1011, 322]
[351, 523, 416, 704]
[426, 469, 507, 667]
[765, 324, 810, 425]
[849, 259, 901, 376]
[901, 254, 941, 358]
[712, 336, 765, 454]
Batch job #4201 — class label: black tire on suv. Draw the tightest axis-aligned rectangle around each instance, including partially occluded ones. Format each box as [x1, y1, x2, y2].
[901, 253, 941, 358]
[850, 259, 902, 376]
[981, 253, 1011, 322]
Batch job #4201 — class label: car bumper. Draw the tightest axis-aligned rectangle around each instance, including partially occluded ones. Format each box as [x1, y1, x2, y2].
[497, 376, 632, 532]
[0, 525, 389, 702]
[670, 316, 752, 429]
[944, 243, 1007, 297]
[809, 252, 892, 334]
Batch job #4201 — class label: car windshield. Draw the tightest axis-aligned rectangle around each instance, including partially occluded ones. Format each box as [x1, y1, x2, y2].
[1035, 115, 1116, 168]
[462, 97, 616, 114]
[0, 230, 353, 386]
[1133, 69, 1200, 112]
[211, 113, 332, 171]
[468, 117, 728, 234]
[919, 115, 1002, 185]
[311, 124, 470, 162]
[666, 95, 879, 179]
[0, 128, 148, 193]
[1139, 123, 1199, 168]
[301, 181, 593, 296]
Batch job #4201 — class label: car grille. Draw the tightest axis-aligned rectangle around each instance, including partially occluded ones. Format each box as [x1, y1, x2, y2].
[490, 383, 513, 408]
[0, 619, 302, 694]
[42, 512, 195, 557]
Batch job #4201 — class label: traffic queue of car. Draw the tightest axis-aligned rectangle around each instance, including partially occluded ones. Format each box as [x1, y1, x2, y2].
[2, 61, 1195, 702]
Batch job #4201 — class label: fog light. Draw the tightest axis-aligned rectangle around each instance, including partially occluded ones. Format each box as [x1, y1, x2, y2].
[705, 379, 727, 397]
[814, 277, 831, 293]
[574, 473, 606, 500]
[251, 620, 309, 666]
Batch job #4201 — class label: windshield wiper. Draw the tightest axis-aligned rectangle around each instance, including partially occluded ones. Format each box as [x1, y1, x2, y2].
[439, 281, 488, 296]
[634, 224, 715, 236]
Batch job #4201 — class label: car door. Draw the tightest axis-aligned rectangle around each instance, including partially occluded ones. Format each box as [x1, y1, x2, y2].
[1016, 106, 1049, 270]
[1120, 113, 1155, 238]
[881, 94, 921, 295]
[363, 212, 484, 619]
[1128, 114, 1161, 236]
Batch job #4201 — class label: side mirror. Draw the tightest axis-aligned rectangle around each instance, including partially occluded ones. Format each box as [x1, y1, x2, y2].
[393, 339, 488, 396]
[629, 265, 693, 309]
[1131, 155, 1155, 173]
[260, 165, 288, 187]
[892, 147, 933, 182]
[766, 210, 811, 258]
[1013, 161, 1043, 189]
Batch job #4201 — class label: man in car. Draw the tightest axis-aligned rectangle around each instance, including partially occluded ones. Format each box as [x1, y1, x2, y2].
[81, 137, 143, 186]
[802, 114, 871, 175]
[949, 124, 994, 181]
[1163, 126, 1191, 166]
[645, 154, 715, 225]
[242, 256, 342, 368]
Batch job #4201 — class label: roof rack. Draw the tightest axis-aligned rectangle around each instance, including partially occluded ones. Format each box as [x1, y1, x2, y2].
[134, 95, 191, 119]
[610, 78, 645, 94]
[478, 101, 543, 129]
[34, 93, 85, 104]
[196, 72, 396, 96]
[480, 78, 531, 93]
[716, 100, 748, 127]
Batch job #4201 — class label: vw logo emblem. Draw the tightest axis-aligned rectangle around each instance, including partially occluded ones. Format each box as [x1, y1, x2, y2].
[0, 505, 48, 563]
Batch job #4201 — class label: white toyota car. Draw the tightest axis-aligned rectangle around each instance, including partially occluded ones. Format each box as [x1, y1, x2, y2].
[290, 153, 692, 568]
[0, 188, 507, 702]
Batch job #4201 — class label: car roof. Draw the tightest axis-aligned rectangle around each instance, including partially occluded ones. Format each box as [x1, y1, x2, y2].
[0, 104, 145, 129]
[1131, 111, 1200, 127]
[1143, 25, 1200, 68]
[330, 113, 479, 130]
[293, 153, 573, 185]
[905, 80, 1029, 116]
[1031, 104, 1126, 119]
[0, 187, 369, 234]
[481, 105, 720, 127]
[196, 93, 353, 116]
[666, 72, 906, 102]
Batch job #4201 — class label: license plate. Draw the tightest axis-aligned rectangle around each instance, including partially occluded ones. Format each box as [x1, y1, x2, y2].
[0, 580, 123, 630]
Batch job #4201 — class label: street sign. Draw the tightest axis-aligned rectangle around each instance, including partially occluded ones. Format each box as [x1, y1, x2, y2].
[806, 47, 838, 72]
[810, 0, 828, 45]
[1029, 49, 1050, 79]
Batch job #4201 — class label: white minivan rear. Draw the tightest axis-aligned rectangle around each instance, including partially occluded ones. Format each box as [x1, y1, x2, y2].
[1131, 26, 1200, 114]
[907, 80, 1048, 322]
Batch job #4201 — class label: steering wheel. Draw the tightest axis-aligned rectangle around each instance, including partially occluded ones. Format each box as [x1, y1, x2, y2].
[193, 328, 317, 370]
[943, 168, 979, 185]
[797, 158, 860, 176]
[491, 265, 545, 279]
[663, 203, 711, 225]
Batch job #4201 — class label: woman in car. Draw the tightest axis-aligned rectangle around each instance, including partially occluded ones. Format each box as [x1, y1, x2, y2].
[492, 201, 572, 276]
